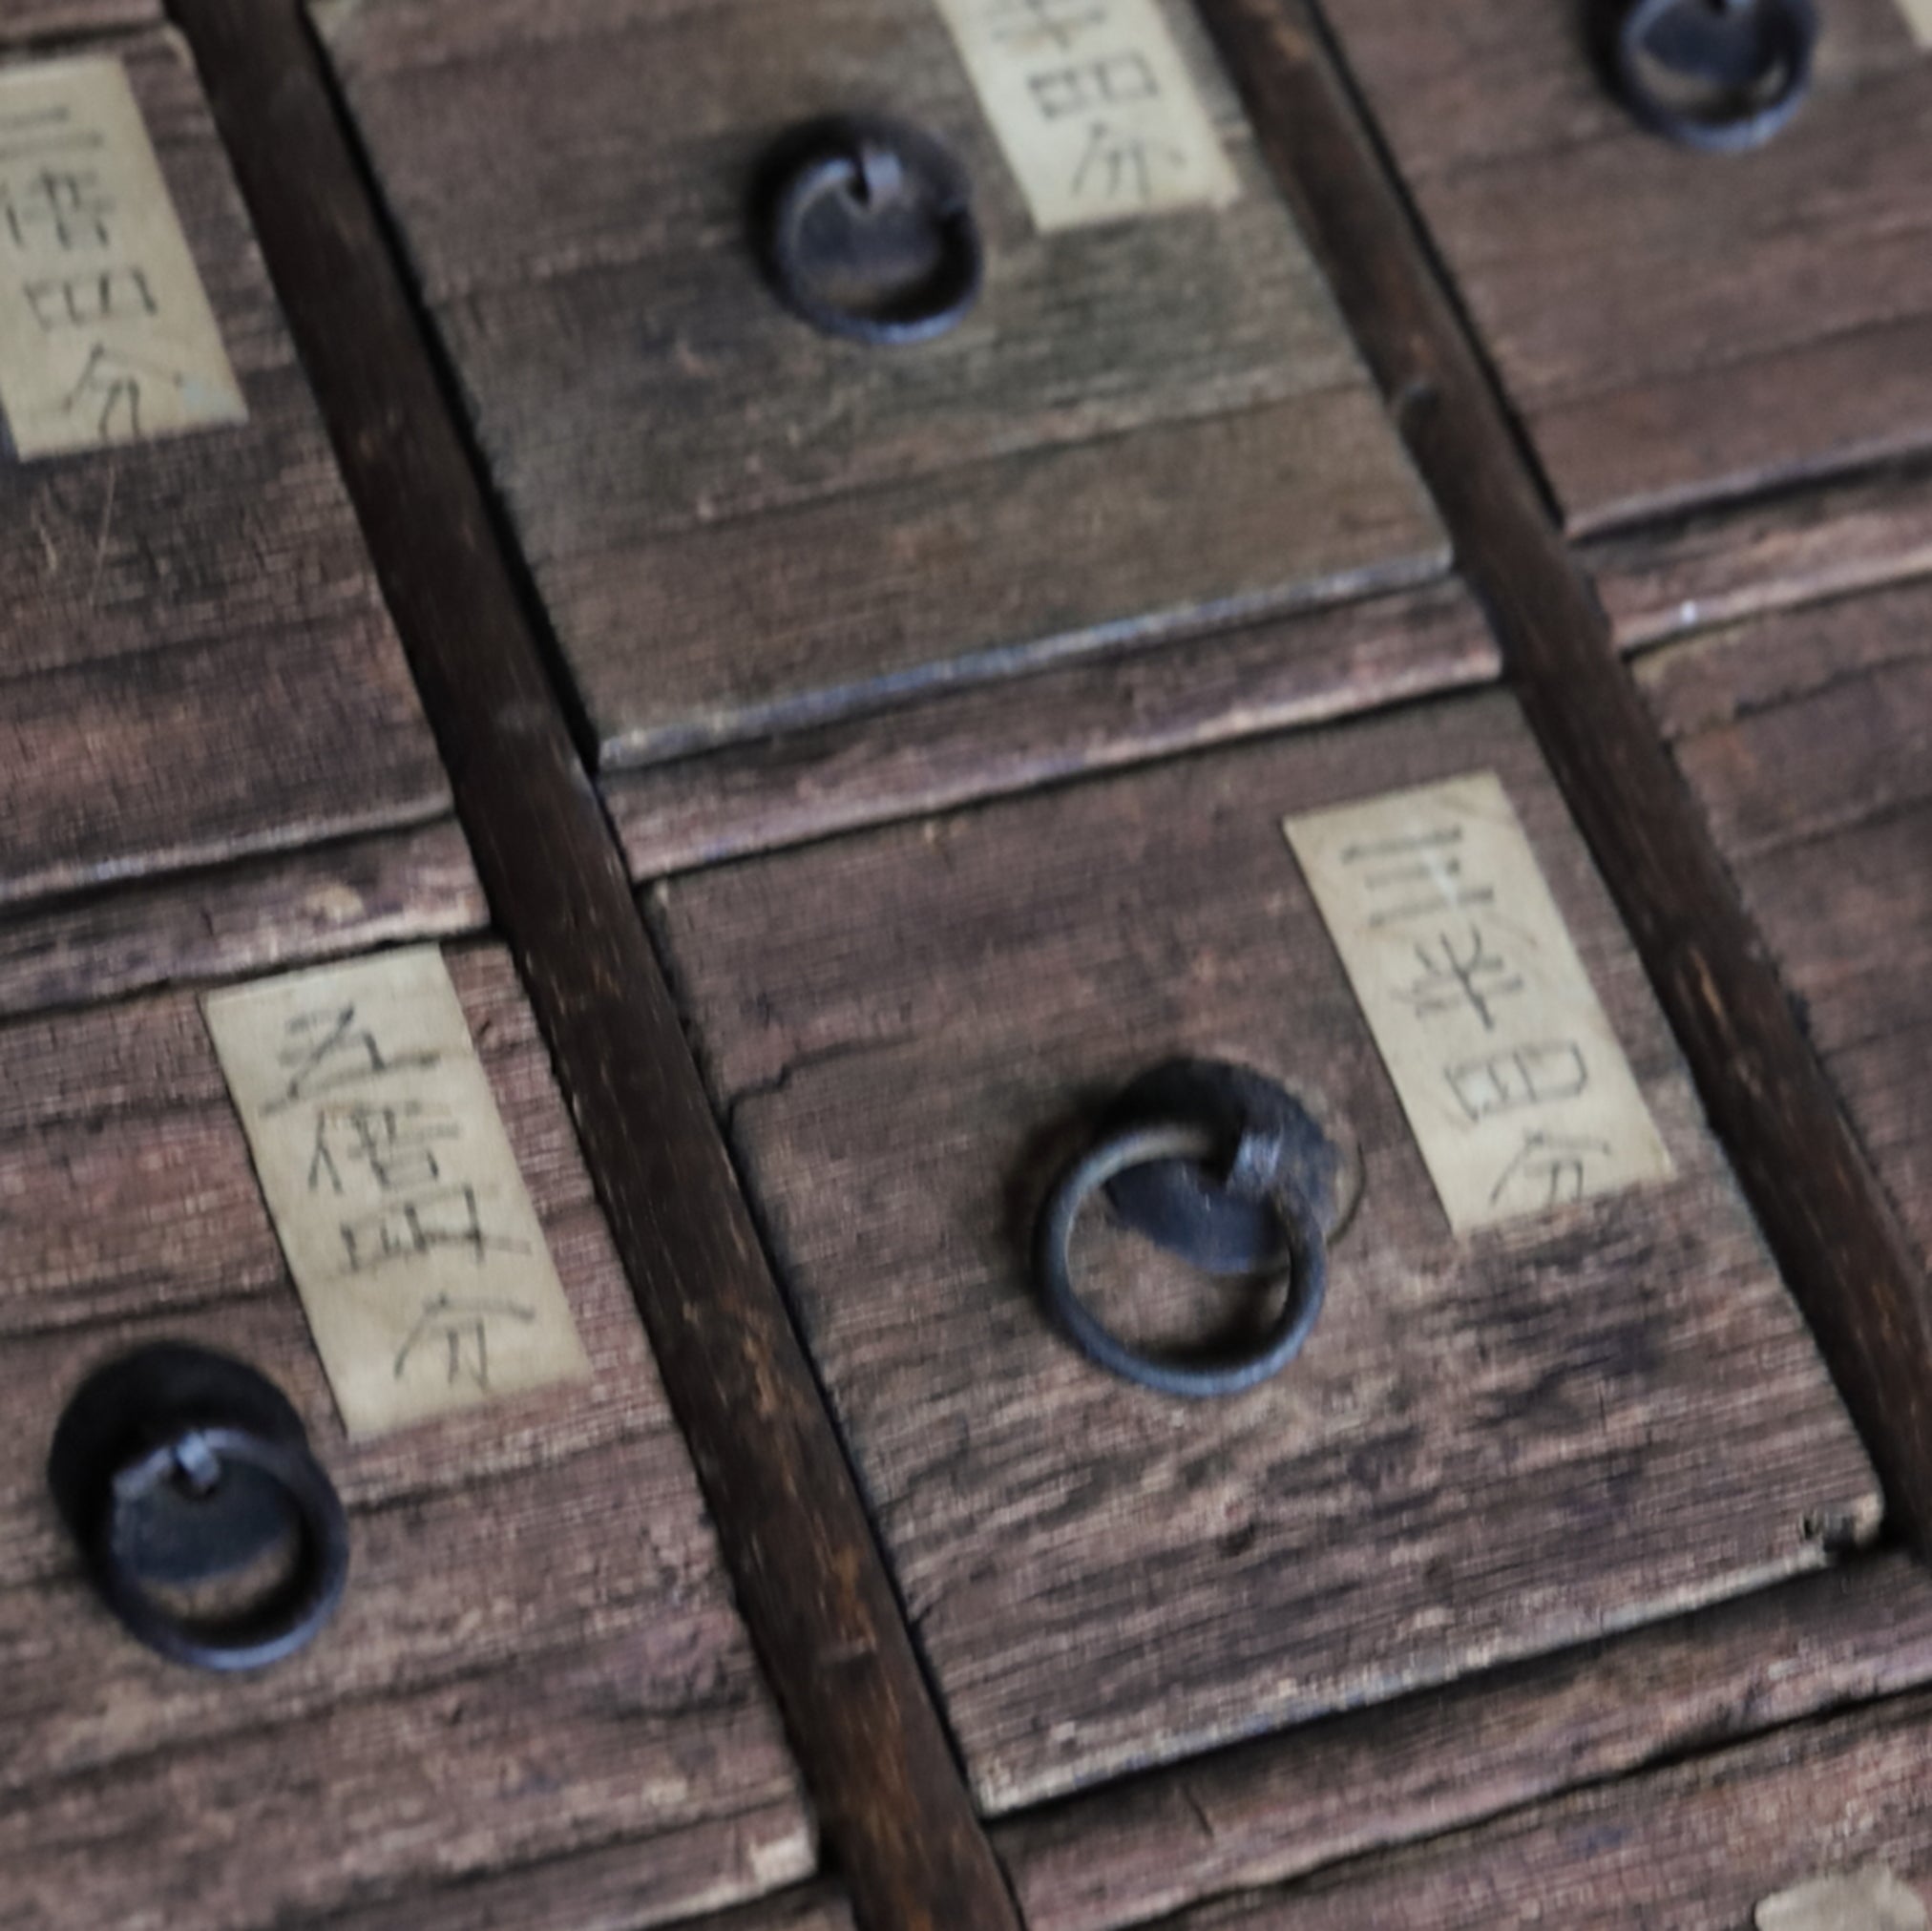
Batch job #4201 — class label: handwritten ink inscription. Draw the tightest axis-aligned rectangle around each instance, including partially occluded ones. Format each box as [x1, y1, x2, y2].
[933, 0, 1238, 231]
[204, 947, 590, 1438]
[0, 55, 245, 459]
[1285, 772, 1673, 1233]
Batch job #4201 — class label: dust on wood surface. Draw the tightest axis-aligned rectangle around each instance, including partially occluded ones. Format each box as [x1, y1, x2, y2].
[1321, 0, 1932, 537]
[0, 945, 814, 1931]
[1637, 577, 1932, 1282]
[315, 0, 1444, 766]
[653, 690, 1879, 1813]
[0, 32, 448, 907]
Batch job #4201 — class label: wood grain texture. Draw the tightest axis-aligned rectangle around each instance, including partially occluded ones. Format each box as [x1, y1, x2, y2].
[996, 1551, 1932, 1931]
[1637, 583, 1932, 1280]
[1194, 0, 1932, 1550]
[3, 0, 158, 42]
[1163, 1687, 1932, 1929]
[168, 4, 1023, 1923]
[1586, 465, 1932, 651]
[0, 944, 815, 1931]
[652, 691, 1879, 1815]
[0, 31, 449, 907]
[606, 580, 1497, 878]
[320, 1877, 855, 1931]
[0, 819, 482, 1020]
[313, 0, 1444, 766]
[1318, 0, 1932, 536]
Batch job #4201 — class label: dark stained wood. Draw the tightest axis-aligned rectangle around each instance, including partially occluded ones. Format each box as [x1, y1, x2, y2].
[312, 0, 1445, 768]
[1586, 464, 1932, 651]
[166, 3, 1023, 1924]
[652, 690, 1880, 1815]
[1162, 1687, 1932, 1928]
[0, 819, 482, 1020]
[607, 579, 1497, 878]
[1318, 0, 1932, 538]
[1194, 0, 1932, 1549]
[0, 31, 451, 909]
[996, 1550, 1932, 1931]
[0, 946, 815, 1931]
[1637, 584, 1932, 1279]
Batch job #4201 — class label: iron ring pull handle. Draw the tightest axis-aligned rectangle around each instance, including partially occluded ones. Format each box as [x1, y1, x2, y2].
[1035, 1118, 1331, 1400]
[757, 113, 984, 345]
[50, 1344, 350, 1671]
[1613, 0, 1818, 152]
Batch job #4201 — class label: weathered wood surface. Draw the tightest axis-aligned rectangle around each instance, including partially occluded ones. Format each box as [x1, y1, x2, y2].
[326, 1876, 856, 1931]
[3, 0, 158, 41]
[314, 0, 1444, 768]
[997, 1550, 1932, 1931]
[1165, 1685, 1932, 1928]
[1195, 0, 1932, 1547]
[0, 945, 815, 1931]
[0, 31, 449, 910]
[653, 690, 1879, 1815]
[0, 819, 482, 1020]
[1586, 466, 1932, 651]
[607, 580, 1497, 878]
[171, 3, 1023, 1923]
[1320, 0, 1932, 536]
[1638, 582, 1932, 1280]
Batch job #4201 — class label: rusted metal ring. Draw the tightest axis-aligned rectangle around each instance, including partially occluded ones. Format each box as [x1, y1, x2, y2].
[1036, 1120, 1329, 1398]
[1102, 1057, 1352, 1276]
[757, 114, 982, 345]
[1613, 0, 1816, 153]
[51, 1345, 349, 1671]
[88, 1425, 350, 1671]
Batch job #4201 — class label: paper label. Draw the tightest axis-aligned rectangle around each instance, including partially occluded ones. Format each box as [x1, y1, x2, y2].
[0, 54, 246, 459]
[1757, 1866, 1929, 1931]
[1285, 772, 1673, 1233]
[1899, 0, 1932, 48]
[931, 0, 1239, 231]
[204, 947, 591, 1438]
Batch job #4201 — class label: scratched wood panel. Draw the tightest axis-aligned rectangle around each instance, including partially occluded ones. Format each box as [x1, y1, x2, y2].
[1320, 0, 1932, 538]
[0, 819, 485, 1021]
[1158, 1690, 1932, 1929]
[651, 689, 1880, 1814]
[313, 0, 1445, 769]
[607, 579, 1499, 879]
[0, 31, 451, 908]
[997, 1551, 1932, 1931]
[1636, 579, 1932, 1281]
[0, 944, 814, 1931]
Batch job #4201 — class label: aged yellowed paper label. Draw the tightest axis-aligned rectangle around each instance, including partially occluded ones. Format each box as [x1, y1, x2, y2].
[1757, 1866, 1929, 1931]
[0, 54, 245, 459]
[932, 0, 1239, 231]
[204, 947, 590, 1438]
[1285, 771, 1673, 1233]
[1898, 0, 1932, 47]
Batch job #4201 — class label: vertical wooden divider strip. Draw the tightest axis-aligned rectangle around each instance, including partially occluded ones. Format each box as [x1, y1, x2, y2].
[158, 4, 1022, 1927]
[1189, 0, 1932, 1546]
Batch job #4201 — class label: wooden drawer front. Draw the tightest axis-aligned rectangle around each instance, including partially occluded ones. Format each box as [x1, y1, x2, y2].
[0, 31, 449, 911]
[0, 946, 814, 1931]
[1321, 0, 1932, 539]
[313, 0, 1445, 771]
[1638, 579, 1932, 1279]
[1165, 1689, 1932, 1929]
[5, 2, 158, 40]
[651, 689, 1879, 1816]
